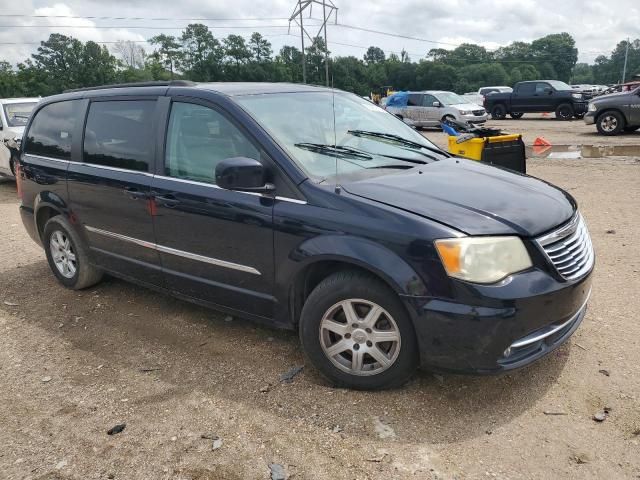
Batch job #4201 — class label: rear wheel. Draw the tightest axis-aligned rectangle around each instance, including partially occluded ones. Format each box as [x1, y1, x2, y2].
[510, 112, 524, 119]
[43, 216, 103, 289]
[299, 271, 419, 390]
[491, 104, 507, 120]
[555, 103, 574, 121]
[596, 111, 625, 136]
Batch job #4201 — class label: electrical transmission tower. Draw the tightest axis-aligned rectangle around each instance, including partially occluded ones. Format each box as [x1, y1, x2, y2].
[288, 0, 338, 85]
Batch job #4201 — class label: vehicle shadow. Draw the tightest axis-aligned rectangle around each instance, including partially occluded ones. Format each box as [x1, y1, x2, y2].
[1, 261, 570, 445]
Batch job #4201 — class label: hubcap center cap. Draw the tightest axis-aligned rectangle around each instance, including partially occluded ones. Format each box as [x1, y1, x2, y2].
[352, 329, 367, 344]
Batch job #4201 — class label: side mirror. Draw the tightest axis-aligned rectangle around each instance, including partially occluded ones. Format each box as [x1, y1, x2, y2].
[432, 101, 441, 107]
[215, 157, 275, 194]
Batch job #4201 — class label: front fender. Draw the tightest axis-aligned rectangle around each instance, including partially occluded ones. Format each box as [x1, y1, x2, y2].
[279, 234, 429, 298]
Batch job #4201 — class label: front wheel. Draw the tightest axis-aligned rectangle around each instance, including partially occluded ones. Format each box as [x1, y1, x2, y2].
[596, 111, 625, 136]
[555, 103, 574, 120]
[299, 271, 418, 390]
[510, 112, 524, 119]
[43, 216, 103, 289]
[490, 104, 507, 120]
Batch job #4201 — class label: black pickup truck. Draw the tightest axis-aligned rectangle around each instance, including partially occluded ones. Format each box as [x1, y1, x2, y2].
[484, 80, 589, 120]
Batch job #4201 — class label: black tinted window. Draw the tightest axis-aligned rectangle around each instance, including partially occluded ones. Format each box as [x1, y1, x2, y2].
[24, 100, 81, 160]
[407, 94, 423, 106]
[83, 100, 155, 172]
[517, 83, 535, 95]
[536, 83, 551, 94]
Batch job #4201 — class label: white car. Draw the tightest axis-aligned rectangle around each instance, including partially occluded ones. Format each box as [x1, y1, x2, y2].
[0, 97, 39, 179]
[386, 91, 488, 127]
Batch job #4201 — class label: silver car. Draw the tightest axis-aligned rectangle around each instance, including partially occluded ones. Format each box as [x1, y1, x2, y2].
[0, 97, 39, 179]
[386, 91, 488, 127]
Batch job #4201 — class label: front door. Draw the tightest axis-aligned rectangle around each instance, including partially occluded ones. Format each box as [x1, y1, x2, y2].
[628, 90, 640, 124]
[421, 93, 440, 125]
[67, 98, 163, 285]
[151, 99, 276, 318]
[511, 83, 536, 112]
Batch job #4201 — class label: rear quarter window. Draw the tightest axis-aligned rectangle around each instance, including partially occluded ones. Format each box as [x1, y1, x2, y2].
[24, 100, 82, 160]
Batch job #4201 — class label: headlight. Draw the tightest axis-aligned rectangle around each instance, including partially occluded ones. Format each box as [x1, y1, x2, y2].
[459, 110, 471, 115]
[435, 236, 532, 283]
[572, 93, 582, 100]
[588, 103, 597, 112]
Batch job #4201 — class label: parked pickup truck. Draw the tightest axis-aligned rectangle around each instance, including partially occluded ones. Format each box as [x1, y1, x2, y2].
[484, 80, 588, 120]
[585, 85, 640, 135]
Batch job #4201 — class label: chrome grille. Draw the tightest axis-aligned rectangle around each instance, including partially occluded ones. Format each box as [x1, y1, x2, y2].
[472, 110, 485, 116]
[537, 214, 594, 280]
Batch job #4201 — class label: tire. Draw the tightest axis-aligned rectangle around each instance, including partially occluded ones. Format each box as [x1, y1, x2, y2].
[510, 112, 524, 119]
[9, 153, 18, 176]
[555, 103, 574, 121]
[624, 125, 639, 133]
[490, 104, 507, 120]
[596, 111, 625, 136]
[299, 270, 419, 390]
[442, 114, 456, 123]
[43, 216, 103, 289]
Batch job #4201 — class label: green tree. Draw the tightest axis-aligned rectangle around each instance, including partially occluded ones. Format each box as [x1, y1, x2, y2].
[223, 34, 252, 70]
[571, 63, 594, 84]
[148, 34, 181, 78]
[0, 62, 22, 97]
[180, 24, 223, 81]
[530, 33, 577, 82]
[249, 32, 273, 62]
[364, 46, 385, 64]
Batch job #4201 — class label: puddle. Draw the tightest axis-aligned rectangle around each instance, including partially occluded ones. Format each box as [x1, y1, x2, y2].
[527, 144, 640, 159]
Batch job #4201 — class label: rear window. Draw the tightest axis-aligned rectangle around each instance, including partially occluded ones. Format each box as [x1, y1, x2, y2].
[83, 100, 155, 172]
[24, 100, 81, 160]
[516, 83, 535, 95]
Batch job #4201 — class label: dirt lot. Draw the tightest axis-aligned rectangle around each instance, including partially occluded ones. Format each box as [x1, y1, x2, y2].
[1, 118, 639, 480]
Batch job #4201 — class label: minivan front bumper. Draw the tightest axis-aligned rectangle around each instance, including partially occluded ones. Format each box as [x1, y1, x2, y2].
[406, 268, 592, 373]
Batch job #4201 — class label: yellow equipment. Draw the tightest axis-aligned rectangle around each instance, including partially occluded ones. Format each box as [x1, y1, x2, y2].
[448, 134, 526, 173]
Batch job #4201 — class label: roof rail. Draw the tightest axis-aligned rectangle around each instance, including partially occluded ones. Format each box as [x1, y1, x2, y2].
[63, 80, 196, 93]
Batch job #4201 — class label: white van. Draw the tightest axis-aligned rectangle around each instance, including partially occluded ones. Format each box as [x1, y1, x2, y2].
[0, 97, 39, 179]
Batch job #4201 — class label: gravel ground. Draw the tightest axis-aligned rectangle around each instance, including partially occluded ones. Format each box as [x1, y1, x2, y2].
[0, 119, 639, 480]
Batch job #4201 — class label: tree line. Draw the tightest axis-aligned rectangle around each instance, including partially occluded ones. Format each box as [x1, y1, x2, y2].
[0, 26, 638, 99]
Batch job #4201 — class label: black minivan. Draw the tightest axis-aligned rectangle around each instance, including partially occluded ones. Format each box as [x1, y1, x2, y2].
[17, 81, 594, 389]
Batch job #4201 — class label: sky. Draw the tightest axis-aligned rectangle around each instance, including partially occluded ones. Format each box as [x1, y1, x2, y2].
[0, 0, 637, 66]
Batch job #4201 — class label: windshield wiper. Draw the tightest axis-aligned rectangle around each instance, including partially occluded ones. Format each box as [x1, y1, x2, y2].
[294, 142, 373, 160]
[347, 130, 450, 158]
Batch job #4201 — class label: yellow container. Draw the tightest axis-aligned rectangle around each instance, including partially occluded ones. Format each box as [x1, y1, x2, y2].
[448, 134, 522, 161]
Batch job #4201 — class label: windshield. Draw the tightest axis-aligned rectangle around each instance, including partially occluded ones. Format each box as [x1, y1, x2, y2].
[3, 102, 37, 127]
[434, 91, 466, 106]
[547, 81, 573, 91]
[236, 91, 446, 184]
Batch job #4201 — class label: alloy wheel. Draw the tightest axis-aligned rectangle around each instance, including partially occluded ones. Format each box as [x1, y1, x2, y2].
[319, 299, 401, 376]
[600, 115, 618, 133]
[50, 230, 77, 279]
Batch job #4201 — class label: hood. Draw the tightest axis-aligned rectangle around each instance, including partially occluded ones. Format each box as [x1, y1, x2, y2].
[343, 158, 576, 237]
[592, 91, 634, 102]
[450, 103, 484, 111]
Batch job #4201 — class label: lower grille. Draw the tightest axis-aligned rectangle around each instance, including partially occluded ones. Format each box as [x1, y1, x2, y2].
[537, 214, 594, 280]
[472, 110, 485, 116]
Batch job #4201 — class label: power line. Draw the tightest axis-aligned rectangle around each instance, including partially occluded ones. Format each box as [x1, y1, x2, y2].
[0, 14, 290, 21]
[0, 24, 310, 30]
[0, 34, 293, 46]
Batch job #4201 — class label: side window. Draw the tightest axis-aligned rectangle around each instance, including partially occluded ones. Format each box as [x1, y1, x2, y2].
[517, 83, 535, 95]
[24, 100, 81, 160]
[407, 94, 423, 107]
[536, 83, 551, 94]
[83, 100, 155, 172]
[422, 94, 437, 106]
[165, 102, 260, 184]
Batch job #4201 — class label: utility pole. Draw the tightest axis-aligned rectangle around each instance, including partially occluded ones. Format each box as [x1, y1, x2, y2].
[622, 37, 630, 83]
[288, 0, 338, 85]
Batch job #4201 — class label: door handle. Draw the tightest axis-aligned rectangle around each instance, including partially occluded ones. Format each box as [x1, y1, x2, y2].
[154, 194, 180, 208]
[124, 187, 147, 200]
